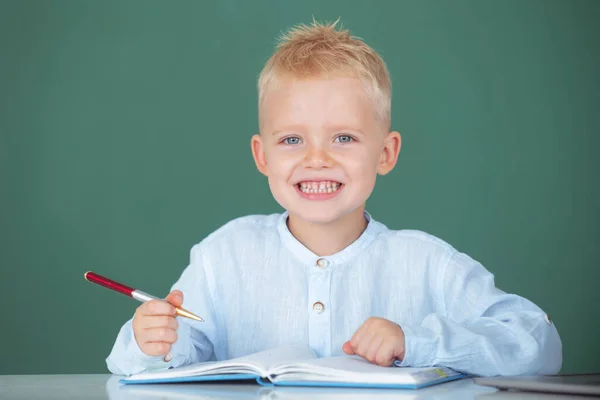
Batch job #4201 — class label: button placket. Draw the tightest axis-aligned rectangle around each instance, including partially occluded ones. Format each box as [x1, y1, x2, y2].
[307, 259, 332, 357]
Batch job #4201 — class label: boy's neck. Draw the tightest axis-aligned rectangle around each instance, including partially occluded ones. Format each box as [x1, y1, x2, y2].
[286, 206, 368, 257]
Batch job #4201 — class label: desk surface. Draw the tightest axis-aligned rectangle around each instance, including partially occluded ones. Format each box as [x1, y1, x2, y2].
[0, 374, 585, 400]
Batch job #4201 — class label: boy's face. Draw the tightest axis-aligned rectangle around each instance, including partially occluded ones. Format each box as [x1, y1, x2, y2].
[252, 77, 400, 225]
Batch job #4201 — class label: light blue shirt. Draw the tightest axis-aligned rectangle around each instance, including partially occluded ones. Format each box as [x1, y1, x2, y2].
[106, 212, 562, 377]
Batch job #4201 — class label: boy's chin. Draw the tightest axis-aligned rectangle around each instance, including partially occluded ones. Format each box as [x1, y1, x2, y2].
[287, 208, 353, 226]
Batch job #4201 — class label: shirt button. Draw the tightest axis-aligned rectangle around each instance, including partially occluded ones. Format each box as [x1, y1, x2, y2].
[316, 258, 328, 268]
[313, 302, 325, 314]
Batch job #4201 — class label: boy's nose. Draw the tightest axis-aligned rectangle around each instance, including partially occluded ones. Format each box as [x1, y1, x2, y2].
[303, 147, 334, 169]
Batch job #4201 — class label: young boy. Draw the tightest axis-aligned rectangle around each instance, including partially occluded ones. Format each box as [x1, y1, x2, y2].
[106, 20, 562, 377]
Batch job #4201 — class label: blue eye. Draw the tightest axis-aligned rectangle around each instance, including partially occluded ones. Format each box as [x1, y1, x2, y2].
[335, 135, 354, 143]
[284, 137, 302, 145]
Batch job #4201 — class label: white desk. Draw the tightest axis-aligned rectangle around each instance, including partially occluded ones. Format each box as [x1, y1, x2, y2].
[0, 374, 585, 399]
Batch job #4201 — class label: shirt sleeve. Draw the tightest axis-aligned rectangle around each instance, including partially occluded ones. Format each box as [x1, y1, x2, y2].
[105, 243, 219, 375]
[396, 250, 563, 377]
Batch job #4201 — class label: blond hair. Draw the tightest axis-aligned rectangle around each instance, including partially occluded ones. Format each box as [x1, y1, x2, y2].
[258, 19, 392, 127]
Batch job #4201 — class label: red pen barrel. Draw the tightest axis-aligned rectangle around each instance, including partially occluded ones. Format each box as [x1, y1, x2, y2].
[84, 271, 135, 297]
[84, 271, 204, 322]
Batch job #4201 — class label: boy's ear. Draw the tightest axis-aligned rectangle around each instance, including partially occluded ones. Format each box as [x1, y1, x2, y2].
[377, 131, 401, 175]
[251, 134, 269, 176]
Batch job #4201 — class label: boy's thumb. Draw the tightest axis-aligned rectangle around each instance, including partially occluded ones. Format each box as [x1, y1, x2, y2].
[342, 341, 355, 355]
[166, 290, 184, 307]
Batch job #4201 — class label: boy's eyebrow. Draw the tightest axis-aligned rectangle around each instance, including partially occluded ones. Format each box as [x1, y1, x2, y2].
[326, 125, 366, 136]
[270, 125, 366, 136]
[271, 130, 291, 136]
[270, 124, 305, 136]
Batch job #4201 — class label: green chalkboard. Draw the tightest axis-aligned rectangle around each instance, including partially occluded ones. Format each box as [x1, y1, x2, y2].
[1, 0, 598, 374]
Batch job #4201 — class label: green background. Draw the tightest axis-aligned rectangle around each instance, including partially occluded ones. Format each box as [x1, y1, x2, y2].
[1, 0, 598, 375]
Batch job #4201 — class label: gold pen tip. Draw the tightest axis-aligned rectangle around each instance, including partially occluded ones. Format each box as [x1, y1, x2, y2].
[177, 307, 204, 322]
[187, 313, 204, 322]
[84, 271, 91, 281]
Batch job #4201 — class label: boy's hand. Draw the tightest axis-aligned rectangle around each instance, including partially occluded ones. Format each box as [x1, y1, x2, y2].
[342, 317, 406, 367]
[132, 290, 183, 358]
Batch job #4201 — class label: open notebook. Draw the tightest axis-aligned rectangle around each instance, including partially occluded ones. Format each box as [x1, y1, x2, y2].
[121, 346, 466, 389]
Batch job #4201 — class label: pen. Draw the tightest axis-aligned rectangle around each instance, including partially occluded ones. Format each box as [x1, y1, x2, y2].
[84, 271, 204, 322]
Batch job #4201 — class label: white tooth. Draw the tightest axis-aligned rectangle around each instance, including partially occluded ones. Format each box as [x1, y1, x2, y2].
[319, 183, 326, 189]
[327, 188, 332, 193]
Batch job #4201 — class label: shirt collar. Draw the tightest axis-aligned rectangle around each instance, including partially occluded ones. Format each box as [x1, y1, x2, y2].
[276, 210, 383, 267]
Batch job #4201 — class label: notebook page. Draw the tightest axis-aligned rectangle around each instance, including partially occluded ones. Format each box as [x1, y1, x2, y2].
[122, 345, 317, 382]
[270, 355, 460, 385]
[249, 345, 317, 371]
[121, 359, 261, 382]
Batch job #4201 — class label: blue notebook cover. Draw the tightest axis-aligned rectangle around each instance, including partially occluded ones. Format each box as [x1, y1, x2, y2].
[119, 347, 467, 389]
[120, 370, 467, 389]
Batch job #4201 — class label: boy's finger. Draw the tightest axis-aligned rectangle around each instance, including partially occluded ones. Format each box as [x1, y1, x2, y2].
[145, 327, 178, 344]
[140, 300, 177, 316]
[354, 330, 375, 358]
[142, 315, 178, 330]
[342, 341, 355, 355]
[166, 290, 183, 307]
[142, 342, 172, 357]
[374, 340, 397, 367]
[365, 336, 383, 363]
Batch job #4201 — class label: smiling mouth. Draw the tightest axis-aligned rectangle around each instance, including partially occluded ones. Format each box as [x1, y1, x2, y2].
[296, 180, 343, 194]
